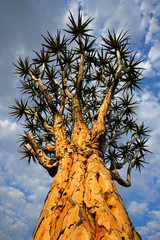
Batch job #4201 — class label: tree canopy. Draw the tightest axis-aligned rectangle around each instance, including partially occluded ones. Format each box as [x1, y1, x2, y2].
[10, 10, 150, 187]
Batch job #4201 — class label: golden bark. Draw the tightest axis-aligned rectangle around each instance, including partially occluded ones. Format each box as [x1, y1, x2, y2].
[32, 96, 141, 240]
[32, 148, 141, 240]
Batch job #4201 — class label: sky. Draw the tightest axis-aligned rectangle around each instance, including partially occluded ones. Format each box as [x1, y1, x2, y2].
[0, 0, 160, 239]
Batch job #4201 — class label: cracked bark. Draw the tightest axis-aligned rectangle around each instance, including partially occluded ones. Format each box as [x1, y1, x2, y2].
[32, 146, 141, 240]
[32, 97, 141, 240]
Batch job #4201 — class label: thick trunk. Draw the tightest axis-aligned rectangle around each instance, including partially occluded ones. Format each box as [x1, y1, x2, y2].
[32, 96, 141, 239]
[32, 148, 141, 240]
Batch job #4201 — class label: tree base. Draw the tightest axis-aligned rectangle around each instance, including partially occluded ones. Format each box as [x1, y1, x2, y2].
[32, 151, 141, 240]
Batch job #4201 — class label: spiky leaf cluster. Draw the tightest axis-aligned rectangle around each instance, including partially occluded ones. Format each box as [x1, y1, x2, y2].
[10, 10, 150, 177]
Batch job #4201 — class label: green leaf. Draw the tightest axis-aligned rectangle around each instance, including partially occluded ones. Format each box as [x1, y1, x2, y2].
[19, 146, 37, 164]
[64, 10, 94, 43]
[32, 47, 52, 65]
[133, 156, 148, 172]
[101, 30, 131, 56]
[13, 57, 30, 78]
[42, 30, 68, 56]
[9, 99, 28, 121]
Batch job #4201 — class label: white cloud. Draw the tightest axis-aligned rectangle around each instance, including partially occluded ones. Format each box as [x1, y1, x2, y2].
[132, 90, 160, 238]
[80, 0, 143, 40]
[145, 17, 160, 44]
[137, 89, 160, 152]
[0, 119, 20, 140]
[0, 139, 51, 240]
[0, 186, 29, 240]
[134, 1, 160, 76]
[128, 201, 148, 216]
[148, 41, 160, 63]
[140, 0, 158, 15]
[139, 60, 153, 76]
[152, 2, 160, 17]
[136, 210, 160, 240]
[0, 165, 51, 239]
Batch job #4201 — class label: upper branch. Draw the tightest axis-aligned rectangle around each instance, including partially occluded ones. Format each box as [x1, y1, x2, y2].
[75, 54, 84, 97]
[62, 70, 73, 99]
[115, 50, 122, 78]
[91, 79, 119, 140]
[56, 53, 73, 100]
[29, 64, 58, 115]
[91, 50, 126, 142]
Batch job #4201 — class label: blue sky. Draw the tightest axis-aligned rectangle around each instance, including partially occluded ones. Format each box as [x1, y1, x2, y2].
[0, 0, 160, 239]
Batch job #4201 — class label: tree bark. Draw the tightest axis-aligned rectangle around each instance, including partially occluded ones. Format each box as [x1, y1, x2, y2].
[32, 146, 141, 240]
[32, 96, 141, 240]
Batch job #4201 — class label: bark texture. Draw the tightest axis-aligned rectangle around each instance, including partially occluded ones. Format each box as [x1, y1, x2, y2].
[31, 95, 141, 240]
[32, 149, 141, 240]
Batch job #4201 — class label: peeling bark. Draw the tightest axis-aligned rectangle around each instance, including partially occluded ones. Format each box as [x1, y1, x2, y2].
[32, 93, 141, 240]
[32, 143, 141, 240]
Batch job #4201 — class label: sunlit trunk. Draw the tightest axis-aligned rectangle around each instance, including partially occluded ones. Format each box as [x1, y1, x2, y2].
[32, 145, 141, 240]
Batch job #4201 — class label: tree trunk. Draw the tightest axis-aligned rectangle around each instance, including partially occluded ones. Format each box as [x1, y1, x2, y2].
[32, 147, 141, 240]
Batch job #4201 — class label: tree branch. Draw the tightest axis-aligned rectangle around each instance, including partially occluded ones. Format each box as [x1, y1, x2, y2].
[115, 50, 130, 80]
[71, 96, 90, 147]
[115, 50, 122, 79]
[76, 54, 84, 97]
[38, 111, 67, 158]
[110, 148, 140, 187]
[91, 79, 118, 141]
[37, 112, 54, 135]
[27, 132, 58, 171]
[102, 107, 128, 153]
[43, 143, 55, 153]
[91, 50, 129, 144]
[29, 64, 57, 115]
[62, 71, 73, 99]
[24, 143, 36, 157]
[56, 53, 73, 100]
[115, 80, 131, 95]
[53, 113, 68, 158]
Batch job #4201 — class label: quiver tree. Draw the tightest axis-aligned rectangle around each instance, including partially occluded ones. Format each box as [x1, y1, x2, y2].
[10, 10, 150, 240]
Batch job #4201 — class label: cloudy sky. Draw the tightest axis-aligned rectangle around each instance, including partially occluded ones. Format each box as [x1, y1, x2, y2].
[0, 0, 160, 239]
